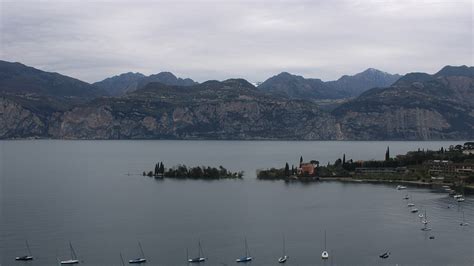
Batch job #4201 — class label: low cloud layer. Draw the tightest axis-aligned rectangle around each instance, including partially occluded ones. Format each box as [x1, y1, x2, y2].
[1, 0, 472, 83]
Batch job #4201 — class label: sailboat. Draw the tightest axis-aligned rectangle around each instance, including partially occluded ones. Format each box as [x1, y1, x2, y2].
[129, 242, 147, 264]
[236, 238, 252, 263]
[421, 211, 431, 231]
[321, 231, 329, 260]
[15, 240, 34, 261]
[60, 242, 80, 264]
[460, 211, 469, 226]
[277, 236, 288, 263]
[188, 241, 206, 263]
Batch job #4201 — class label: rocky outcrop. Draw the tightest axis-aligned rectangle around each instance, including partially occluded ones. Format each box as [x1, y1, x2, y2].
[0, 97, 46, 138]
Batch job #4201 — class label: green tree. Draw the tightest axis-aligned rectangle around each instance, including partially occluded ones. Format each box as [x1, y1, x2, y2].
[284, 162, 290, 176]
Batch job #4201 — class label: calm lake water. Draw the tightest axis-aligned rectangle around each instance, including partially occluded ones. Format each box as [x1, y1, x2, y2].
[1, 140, 473, 265]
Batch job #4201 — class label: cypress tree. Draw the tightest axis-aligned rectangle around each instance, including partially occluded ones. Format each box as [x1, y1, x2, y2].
[385, 146, 390, 161]
[284, 162, 290, 177]
[343, 154, 346, 165]
[160, 162, 165, 173]
[300, 156, 303, 165]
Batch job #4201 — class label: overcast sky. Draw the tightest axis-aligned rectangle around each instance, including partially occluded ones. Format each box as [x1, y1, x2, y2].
[0, 0, 472, 83]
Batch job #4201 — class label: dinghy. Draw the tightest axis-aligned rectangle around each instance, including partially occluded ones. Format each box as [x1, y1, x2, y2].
[129, 242, 147, 264]
[411, 208, 419, 213]
[396, 185, 407, 190]
[60, 242, 79, 264]
[236, 238, 252, 263]
[15, 240, 34, 261]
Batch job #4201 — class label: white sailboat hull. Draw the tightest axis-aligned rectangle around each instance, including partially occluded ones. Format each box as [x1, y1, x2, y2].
[60, 259, 79, 264]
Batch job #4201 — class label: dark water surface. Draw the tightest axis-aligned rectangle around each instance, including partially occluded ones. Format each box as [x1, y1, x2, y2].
[1, 140, 473, 265]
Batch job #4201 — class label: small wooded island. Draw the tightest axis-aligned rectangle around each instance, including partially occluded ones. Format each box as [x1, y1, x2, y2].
[258, 142, 474, 190]
[143, 162, 243, 180]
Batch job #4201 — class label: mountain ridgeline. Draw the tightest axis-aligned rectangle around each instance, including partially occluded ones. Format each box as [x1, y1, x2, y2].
[93, 71, 197, 96]
[0, 60, 472, 140]
[258, 68, 401, 99]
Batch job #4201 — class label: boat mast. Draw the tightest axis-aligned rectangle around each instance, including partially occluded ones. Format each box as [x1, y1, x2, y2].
[120, 252, 125, 266]
[69, 242, 77, 260]
[244, 238, 249, 257]
[324, 231, 327, 250]
[198, 240, 204, 258]
[26, 240, 32, 256]
[138, 242, 145, 258]
[282, 235, 286, 256]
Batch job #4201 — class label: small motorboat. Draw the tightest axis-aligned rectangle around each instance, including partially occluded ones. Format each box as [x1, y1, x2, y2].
[408, 203, 415, 207]
[403, 194, 410, 200]
[15, 240, 33, 261]
[457, 198, 465, 202]
[379, 251, 390, 259]
[453, 194, 463, 199]
[411, 208, 419, 213]
[429, 236, 435, 239]
[396, 185, 407, 190]
[418, 213, 424, 218]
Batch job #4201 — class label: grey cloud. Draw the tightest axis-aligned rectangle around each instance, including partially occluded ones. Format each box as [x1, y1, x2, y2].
[0, 0, 472, 83]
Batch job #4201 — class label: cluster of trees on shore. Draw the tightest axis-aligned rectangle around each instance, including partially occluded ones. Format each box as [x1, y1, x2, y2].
[143, 163, 243, 180]
[257, 144, 474, 182]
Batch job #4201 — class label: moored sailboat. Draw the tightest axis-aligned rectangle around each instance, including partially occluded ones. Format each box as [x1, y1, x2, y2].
[460, 211, 469, 226]
[277, 235, 288, 263]
[15, 240, 34, 261]
[60, 242, 79, 264]
[188, 241, 206, 263]
[129, 242, 147, 264]
[236, 238, 252, 263]
[321, 231, 329, 260]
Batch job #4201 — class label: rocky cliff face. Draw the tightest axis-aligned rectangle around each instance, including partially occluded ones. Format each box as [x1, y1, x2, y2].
[1, 62, 472, 140]
[52, 81, 342, 140]
[0, 97, 46, 138]
[333, 67, 474, 140]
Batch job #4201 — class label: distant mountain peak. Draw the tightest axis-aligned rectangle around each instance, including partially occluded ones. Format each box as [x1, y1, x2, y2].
[93, 71, 197, 96]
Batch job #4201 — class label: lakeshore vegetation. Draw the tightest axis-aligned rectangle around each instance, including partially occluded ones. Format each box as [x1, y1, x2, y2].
[257, 143, 474, 189]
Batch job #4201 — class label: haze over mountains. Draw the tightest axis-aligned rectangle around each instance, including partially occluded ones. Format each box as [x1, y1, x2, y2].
[0, 60, 472, 140]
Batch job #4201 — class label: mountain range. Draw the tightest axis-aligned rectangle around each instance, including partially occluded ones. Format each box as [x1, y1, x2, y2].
[0, 60, 472, 140]
[258, 68, 401, 100]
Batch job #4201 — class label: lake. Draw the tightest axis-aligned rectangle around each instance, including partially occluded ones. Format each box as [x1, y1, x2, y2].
[1, 140, 473, 265]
